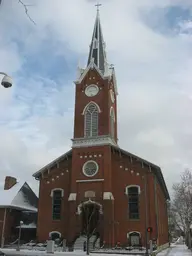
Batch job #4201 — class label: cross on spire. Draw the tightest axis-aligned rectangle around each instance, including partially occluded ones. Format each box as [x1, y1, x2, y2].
[95, 2, 102, 12]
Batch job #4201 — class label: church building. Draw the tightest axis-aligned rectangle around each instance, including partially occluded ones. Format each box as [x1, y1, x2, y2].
[33, 8, 170, 249]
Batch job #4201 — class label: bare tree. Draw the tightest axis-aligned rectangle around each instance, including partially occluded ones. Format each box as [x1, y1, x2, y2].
[171, 169, 192, 248]
[81, 200, 100, 255]
[0, 0, 36, 24]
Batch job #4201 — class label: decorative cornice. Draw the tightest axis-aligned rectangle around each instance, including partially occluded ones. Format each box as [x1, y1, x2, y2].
[71, 135, 117, 148]
[76, 179, 104, 183]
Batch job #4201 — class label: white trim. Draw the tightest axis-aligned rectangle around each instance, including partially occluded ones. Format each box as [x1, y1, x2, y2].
[77, 198, 103, 215]
[85, 84, 99, 97]
[127, 231, 141, 238]
[74, 61, 108, 85]
[103, 192, 114, 200]
[50, 188, 64, 197]
[85, 191, 96, 198]
[110, 107, 115, 122]
[76, 179, 104, 183]
[49, 231, 61, 238]
[125, 185, 141, 195]
[82, 160, 99, 177]
[72, 135, 117, 148]
[82, 101, 101, 115]
[68, 193, 77, 201]
[111, 68, 118, 96]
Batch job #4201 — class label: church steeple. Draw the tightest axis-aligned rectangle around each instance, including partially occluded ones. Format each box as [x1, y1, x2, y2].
[87, 4, 107, 75]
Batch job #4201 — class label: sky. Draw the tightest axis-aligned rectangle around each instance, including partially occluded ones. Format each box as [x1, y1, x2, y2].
[0, 0, 192, 197]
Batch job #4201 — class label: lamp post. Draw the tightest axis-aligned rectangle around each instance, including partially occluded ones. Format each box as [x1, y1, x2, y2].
[16, 221, 23, 251]
[0, 72, 13, 88]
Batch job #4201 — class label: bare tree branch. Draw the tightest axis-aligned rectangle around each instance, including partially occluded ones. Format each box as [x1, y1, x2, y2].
[171, 169, 192, 248]
[18, 0, 36, 25]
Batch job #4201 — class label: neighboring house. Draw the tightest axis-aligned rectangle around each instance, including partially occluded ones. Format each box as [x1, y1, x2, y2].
[33, 9, 170, 249]
[0, 176, 38, 246]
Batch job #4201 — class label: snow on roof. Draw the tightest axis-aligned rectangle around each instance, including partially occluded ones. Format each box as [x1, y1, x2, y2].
[16, 222, 36, 229]
[0, 182, 37, 212]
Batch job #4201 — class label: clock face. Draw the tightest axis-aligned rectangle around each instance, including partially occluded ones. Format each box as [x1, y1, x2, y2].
[110, 89, 115, 103]
[85, 84, 99, 97]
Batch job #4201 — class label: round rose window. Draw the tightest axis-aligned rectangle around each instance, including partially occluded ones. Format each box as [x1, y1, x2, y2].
[83, 161, 98, 177]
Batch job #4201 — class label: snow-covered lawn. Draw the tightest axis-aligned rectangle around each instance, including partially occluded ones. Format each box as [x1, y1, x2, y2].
[1, 244, 191, 256]
[0, 248, 147, 256]
[0, 249, 142, 256]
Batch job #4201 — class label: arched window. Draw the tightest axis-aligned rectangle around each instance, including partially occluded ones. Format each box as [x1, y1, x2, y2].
[84, 103, 99, 137]
[49, 231, 61, 240]
[126, 186, 140, 219]
[51, 189, 63, 220]
[127, 231, 141, 247]
[110, 107, 115, 138]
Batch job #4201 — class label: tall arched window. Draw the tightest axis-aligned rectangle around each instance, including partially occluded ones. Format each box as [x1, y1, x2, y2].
[126, 186, 140, 219]
[51, 189, 64, 220]
[84, 103, 99, 137]
[110, 107, 115, 138]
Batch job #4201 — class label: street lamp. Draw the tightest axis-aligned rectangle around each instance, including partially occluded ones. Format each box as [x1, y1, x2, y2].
[16, 221, 23, 251]
[0, 72, 13, 88]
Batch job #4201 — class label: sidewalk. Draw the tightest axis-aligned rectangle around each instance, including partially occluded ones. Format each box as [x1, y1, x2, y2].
[157, 244, 192, 256]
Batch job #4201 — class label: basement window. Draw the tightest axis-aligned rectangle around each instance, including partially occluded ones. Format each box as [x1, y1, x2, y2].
[52, 190, 62, 220]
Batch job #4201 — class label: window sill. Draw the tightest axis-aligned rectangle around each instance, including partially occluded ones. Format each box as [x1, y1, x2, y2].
[129, 219, 140, 221]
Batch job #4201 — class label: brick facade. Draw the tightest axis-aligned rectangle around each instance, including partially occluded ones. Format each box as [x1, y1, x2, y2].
[36, 144, 169, 247]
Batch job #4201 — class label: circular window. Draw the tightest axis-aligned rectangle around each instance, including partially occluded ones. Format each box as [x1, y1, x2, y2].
[83, 161, 98, 177]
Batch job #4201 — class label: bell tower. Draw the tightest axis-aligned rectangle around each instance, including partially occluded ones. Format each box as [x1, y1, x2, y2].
[72, 6, 118, 148]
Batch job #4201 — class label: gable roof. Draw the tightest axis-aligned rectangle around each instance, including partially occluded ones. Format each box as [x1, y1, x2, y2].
[111, 145, 170, 200]
[0, 182, 38, 212]
[33, 149, 72, 179]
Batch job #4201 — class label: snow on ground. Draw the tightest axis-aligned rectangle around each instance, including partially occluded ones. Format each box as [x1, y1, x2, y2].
[1, 244, 192, 256]
[165, 244, 192, 256]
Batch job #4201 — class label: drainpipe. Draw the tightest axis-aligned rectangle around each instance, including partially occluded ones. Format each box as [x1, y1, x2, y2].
[154, 176, 159, 242]
[144, 173, 149, 256]
[1, 208, 7, 248]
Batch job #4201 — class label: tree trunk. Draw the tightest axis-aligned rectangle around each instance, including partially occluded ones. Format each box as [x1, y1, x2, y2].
[86, 236, 89, 255]
[188, 230, 191, 249]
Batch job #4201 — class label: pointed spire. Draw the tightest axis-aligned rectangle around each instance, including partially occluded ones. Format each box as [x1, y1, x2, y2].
[87, 3, 108, 75]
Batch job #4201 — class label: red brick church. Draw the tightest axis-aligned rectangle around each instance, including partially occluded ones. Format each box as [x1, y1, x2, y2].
[33, 8, 170, 249]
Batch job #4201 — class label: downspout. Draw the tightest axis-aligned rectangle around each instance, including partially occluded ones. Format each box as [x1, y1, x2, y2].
[1, 208, 7, 248]
[154, 176, 159, 245]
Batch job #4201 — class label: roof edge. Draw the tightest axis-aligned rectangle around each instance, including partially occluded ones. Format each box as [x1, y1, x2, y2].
[32, 149, 72, 179]
[111, 145, 170, 200]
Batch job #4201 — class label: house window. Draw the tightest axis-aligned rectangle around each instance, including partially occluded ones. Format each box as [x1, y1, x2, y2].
[52, 190, 62, 220]
[127, 186, 140, 219]
[84, 103, 99, 137]
[110, 107, 115, 138]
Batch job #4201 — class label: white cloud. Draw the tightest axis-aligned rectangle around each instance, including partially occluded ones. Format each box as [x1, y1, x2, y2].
[0, 0, 192, 196]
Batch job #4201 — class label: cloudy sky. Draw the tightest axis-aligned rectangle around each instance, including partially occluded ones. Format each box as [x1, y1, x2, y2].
[0, 0, 192, 196]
